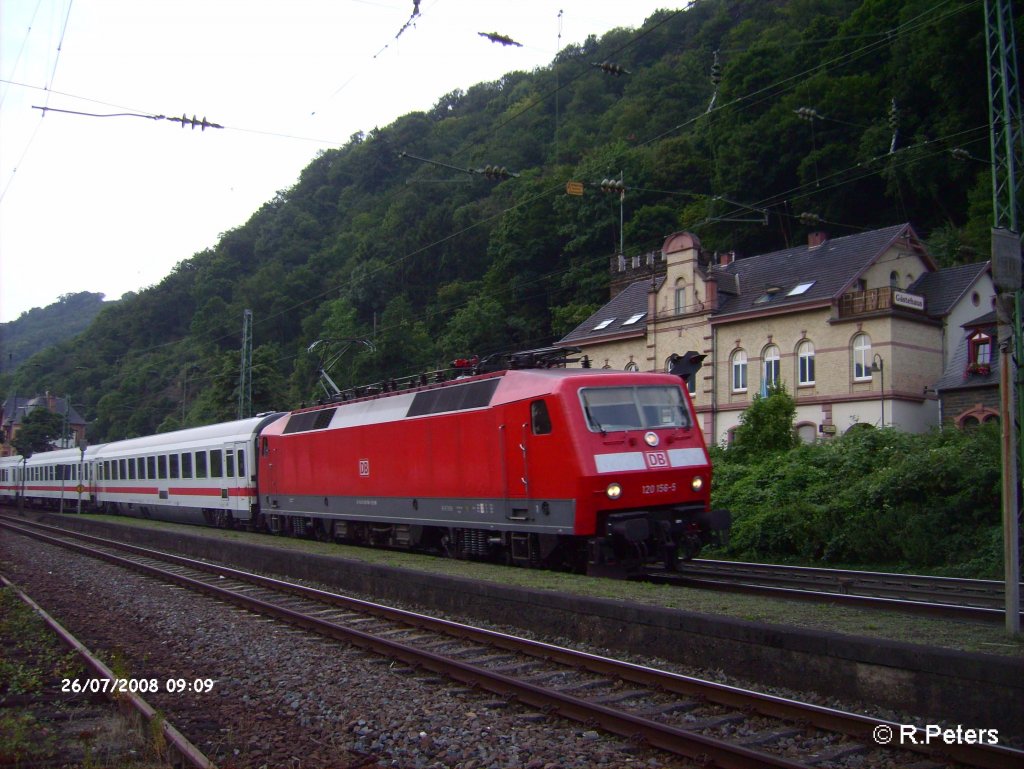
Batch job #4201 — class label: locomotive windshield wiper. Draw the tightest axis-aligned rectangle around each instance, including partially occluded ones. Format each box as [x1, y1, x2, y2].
[584, 406, 606, 435]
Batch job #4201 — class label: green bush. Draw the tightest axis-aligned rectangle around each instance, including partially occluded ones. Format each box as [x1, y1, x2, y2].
[711, 424, 1004, 575]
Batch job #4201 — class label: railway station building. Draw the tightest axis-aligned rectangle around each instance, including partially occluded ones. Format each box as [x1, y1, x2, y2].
[557, 223, 995, 446]
[0, 393, 87, 457]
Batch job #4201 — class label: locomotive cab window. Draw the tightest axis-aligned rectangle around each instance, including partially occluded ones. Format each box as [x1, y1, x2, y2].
[531, 400, 552, 435]
[579, 386, 691, 432]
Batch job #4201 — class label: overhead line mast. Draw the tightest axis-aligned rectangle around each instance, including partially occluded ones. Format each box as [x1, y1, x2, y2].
[984, 0, 1023, 637]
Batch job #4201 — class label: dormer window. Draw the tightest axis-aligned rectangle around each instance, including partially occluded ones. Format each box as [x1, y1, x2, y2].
[966, 330, 993, 376]
[970, 332, 992, 365]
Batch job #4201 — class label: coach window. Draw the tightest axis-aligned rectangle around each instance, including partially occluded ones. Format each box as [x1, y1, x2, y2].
[531, 400, 552, 435]
[210, 450, 223, 478]
[137, 458, 146, 479]
[238, 450, 246, 479]
[128, 459, 136, 480]
[226, 450, 236, 478]
[158, 455, 167, 480]
[122, 459, 130, 479]
[147, 456, 156, 479]
[182, 452, 193, 479]
[169, 454, 180, 479]
[196, 451, 208, 479]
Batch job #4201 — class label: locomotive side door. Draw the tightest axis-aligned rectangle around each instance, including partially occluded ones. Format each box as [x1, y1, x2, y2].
[499, 403, 531, 522]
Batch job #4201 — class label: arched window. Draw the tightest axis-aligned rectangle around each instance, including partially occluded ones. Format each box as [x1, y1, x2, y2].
[852, 334, 872, 381]
[796, 422, 818, 444]
[731, 350, 747, 392]
[955, 405, 1000, 429]
[674, 279, 687, 314]
[624, 361, 639, 372]
[889, 271, 900, 288]
[762, 345, 780, 391]
[797, 340, 815, 386]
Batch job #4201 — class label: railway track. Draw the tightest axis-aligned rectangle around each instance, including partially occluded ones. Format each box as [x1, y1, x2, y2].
[644, 558, 1023, 622]
[0, 571, 213, 769]
[2, 514, 1020, 769]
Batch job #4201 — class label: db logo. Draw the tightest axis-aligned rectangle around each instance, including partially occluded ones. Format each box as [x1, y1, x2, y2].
[359, 459, 370, 477]
[645, 451, 669, 468]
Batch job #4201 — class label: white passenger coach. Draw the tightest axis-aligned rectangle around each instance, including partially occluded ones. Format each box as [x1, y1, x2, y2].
[1, 414, 284, 525]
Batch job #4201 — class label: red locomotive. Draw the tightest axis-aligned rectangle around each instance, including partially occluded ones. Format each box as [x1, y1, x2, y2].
[3, 348, 728, 575]
[258, 348, 728, 574]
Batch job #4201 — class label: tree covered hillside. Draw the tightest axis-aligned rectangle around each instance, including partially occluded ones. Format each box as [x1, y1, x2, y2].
[0, 292, 110, 375]
[5, 0, 1011, 441]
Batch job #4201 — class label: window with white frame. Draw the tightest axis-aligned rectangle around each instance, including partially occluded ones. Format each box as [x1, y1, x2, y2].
[797, 340, 815, 385]
[731, 350, 747, 392]
[763, 345, 780, 389]
[852, 333, 872, 380]
[969, 331, 992, 365]
[674, 280, 686, 314]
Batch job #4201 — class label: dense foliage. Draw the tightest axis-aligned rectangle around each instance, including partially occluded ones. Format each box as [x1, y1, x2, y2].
[5, 0, 1010, 444]
[728, 383, 800, 460]
[9, 409, 65, 458]
[711, 424, 1004, 576]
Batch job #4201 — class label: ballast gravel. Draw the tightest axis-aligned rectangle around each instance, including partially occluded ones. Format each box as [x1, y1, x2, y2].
[0, 533, 703, 769]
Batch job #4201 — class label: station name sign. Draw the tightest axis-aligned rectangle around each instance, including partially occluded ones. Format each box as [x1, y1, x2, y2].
[893, 290, 925, 311]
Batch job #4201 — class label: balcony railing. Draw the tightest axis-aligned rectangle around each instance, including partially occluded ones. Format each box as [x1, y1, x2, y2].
[838, 287, 925, 318]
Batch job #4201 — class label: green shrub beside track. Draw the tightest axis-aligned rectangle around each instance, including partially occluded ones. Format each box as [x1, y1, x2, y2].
[711, 423, 1003, 576]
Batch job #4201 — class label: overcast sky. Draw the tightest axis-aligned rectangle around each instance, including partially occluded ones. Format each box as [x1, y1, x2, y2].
[0, 0, 679, 323]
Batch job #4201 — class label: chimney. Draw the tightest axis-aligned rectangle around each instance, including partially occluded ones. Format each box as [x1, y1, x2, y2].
[719, 251, 735, 266]
[808, 231, 828, 247]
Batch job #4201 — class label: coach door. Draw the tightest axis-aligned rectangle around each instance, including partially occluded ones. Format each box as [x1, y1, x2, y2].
[228, 442, 249, 514]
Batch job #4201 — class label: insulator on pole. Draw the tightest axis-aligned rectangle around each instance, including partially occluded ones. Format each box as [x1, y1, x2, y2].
[593, 61, 630, 76]
[710, 50, 722, 85]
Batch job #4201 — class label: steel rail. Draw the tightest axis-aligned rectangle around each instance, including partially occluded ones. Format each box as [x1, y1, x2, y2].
[690, 558, 1019, 604]
[648, 573, 1013, 620]
[1, 518, 800, 769]
[0, 572, 215, 769]
[4, 516, 1023, 769]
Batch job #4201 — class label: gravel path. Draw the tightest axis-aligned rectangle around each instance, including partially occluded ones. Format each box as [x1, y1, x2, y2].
[0, 530, 702, 769]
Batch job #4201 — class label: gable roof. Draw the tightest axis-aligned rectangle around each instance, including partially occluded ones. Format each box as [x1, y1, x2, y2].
[561, 276, 664, 345]
[711, 223, 921, 318]
[908, 261, 990, 318]
[1, 395, 86, 428]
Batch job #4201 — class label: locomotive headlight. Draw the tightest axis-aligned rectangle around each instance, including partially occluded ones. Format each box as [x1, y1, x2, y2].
[606, 482, 622, 499]
[691, 475, 705, 492]
[643, 431, 659, 447]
